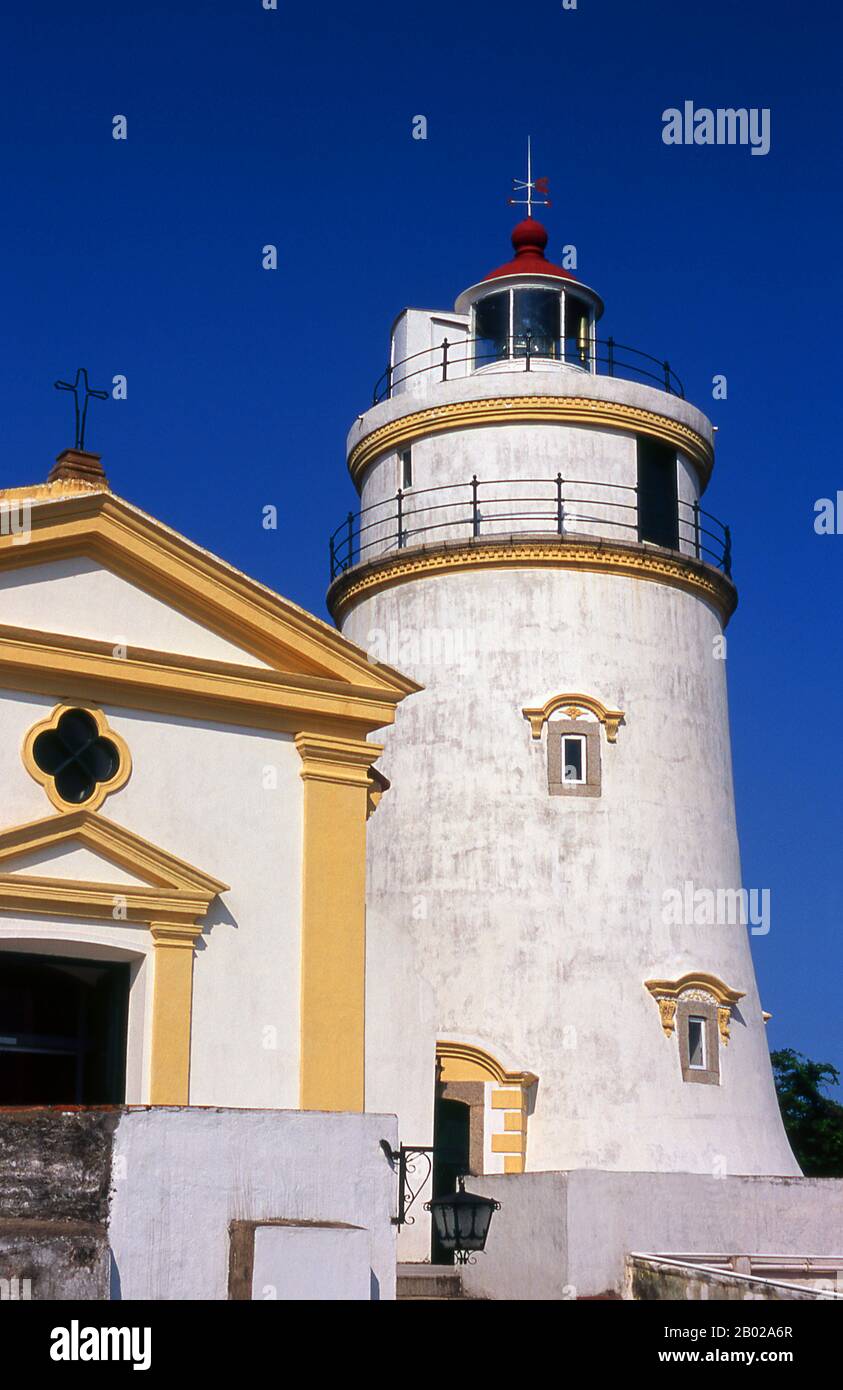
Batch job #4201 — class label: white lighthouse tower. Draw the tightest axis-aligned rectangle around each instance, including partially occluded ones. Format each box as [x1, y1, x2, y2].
[328, 155, 799, 1255]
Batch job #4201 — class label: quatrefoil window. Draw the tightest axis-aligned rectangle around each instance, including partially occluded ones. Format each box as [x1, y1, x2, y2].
[24, 705, 131, 811]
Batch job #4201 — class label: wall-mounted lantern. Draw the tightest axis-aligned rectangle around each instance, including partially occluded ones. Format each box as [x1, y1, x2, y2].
[425, 1176, 500, 1264]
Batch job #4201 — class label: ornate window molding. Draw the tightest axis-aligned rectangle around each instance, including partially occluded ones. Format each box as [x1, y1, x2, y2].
[547, 720, 601, 798]
[523, 692, 623, 800]
[522, 692, 625, 743]
[23, 703, 131, 812]
[645, 973, 746, 1086]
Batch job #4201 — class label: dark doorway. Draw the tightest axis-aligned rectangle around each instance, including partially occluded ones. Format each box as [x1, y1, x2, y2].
[0, 952, 129, 1105]
[637, 437, 679, 551]
[431, 1094, 471, 1264]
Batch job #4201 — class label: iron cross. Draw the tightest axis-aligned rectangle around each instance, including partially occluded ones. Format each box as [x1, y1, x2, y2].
[54, 368, 110, 451]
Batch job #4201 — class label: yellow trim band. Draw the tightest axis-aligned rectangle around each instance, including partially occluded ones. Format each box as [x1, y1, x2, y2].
[491, 1132, 525, 1154]
[491, 1089, 525, 1111]
[0, 488, 416, 694]
[348, 395, 713, 487]
[644, 972, 746, 1007]
[437, 1041, 536, 1088]
[149, 921, 203, 1105]
[296, 733, 382, 1113]
[0, 624, 413, 739]
[329, 538, 737, 625]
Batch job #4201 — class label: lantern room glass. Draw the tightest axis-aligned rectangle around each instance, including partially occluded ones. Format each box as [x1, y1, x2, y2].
[473, 287, 589, 369]
[565, 293, 591, 366]
[512, 288, 561, 358]
[474, 291, 509, 367]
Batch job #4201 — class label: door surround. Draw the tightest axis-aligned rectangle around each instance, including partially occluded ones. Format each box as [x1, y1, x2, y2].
[0, 809, 227, 1104]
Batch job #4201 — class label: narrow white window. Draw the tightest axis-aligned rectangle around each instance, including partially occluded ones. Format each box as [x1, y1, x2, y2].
[688, 1016, 707, 1070]
[401, 448, 413, 489]
[562, 735, 586, 784]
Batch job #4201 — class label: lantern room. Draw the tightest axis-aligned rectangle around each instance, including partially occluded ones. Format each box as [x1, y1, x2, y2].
[454, 216, 604, 372]
[381, 215, 606, 403]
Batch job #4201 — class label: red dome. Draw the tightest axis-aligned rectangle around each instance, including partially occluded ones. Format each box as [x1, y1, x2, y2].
[483, 217, 574, 282]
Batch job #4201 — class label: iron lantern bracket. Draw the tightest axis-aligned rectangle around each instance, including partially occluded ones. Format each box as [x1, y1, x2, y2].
[380, 1142, 435, 1228]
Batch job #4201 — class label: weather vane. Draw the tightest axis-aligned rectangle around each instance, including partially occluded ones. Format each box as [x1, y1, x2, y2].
[54, 367, 109, 451]
[508, 136, 551, 218]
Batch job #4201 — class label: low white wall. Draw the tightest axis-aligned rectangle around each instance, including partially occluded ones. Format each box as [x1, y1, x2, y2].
[463, 1173, 570, 1301]
[462, 1171, 843, 1300]
[251, 1225, 372, 1301]
[108, 1108, 398, 1300]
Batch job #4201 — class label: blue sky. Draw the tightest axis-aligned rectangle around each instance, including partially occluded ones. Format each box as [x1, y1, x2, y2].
[2, 1, 841, 1086]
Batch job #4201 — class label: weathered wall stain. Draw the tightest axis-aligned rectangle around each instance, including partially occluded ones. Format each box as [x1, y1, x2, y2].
[0, 1108, 119, 1223]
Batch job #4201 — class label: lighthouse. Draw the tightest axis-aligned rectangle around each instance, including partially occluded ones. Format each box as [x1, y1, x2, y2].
[327, 154, 799, 1256]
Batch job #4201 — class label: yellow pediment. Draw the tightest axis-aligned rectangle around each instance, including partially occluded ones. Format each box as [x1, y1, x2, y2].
[0, 809, 228, 926]
[0, 490, 420, 736]
[0, 488, 417, 695]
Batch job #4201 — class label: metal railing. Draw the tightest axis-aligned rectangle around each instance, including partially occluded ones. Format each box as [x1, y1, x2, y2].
[329, 476, 732, 581]
[372, 336, 684, 405]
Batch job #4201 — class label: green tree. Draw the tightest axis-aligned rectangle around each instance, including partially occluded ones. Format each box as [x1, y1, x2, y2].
[771, 1049, 843, 1177]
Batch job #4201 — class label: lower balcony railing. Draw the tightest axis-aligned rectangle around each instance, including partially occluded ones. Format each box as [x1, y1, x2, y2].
[328, 476, 732, 582]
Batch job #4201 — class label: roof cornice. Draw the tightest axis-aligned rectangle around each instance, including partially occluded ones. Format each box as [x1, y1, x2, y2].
[0, 623, 412, 738]
[0, 488, 419, 704]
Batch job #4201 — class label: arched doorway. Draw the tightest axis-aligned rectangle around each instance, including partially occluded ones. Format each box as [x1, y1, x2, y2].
[431, 1042, 537, 1261]
[0, 951, 129, 1105]
[430, 1096, 471, 1264]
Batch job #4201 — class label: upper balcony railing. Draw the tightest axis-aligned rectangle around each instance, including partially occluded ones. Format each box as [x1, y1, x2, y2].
[372, 335, 685, 406]
[328, 476, 731, 582]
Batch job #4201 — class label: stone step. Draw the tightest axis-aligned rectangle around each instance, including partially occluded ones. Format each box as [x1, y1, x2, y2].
[397, 1263, 465, 1300]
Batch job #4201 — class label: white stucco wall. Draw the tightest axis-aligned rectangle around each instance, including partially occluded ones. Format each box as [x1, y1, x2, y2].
[0, 559, 305, 1110]
[337, 319, 790, 1266]
[0, 557, 271, 667]
[389, 308, 470, 400]
[251, 1224, 372, 1300]
[108, 1108, 398, 1300]
[108, 706, 303, 1109]
[343, 564, 797, 1203]
[460, 1171, 843, 1300]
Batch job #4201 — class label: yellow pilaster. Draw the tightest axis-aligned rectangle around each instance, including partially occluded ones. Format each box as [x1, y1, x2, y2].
[149, 922, 201, 1105]
[295, 733, 382, 1113]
